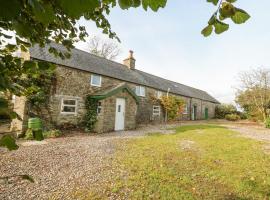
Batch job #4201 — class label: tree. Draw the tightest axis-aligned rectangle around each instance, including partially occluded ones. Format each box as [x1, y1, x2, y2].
[87, 36, 121, 60]
[215, 103, 237, 119]
[235, 68, 270, 121]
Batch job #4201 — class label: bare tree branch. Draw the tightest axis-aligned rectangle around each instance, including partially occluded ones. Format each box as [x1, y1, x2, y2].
[87, 36, 121, 61]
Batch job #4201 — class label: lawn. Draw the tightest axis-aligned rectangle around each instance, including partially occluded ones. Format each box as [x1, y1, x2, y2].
[81, 125, 270, 199]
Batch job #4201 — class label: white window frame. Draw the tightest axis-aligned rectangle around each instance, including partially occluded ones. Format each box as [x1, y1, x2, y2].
[183, 104, 188, 114]
[97, 101, 102, 114]
[60, 98, 78, 115]
[135, 86, 146, 97]
[156, 91, 162, 99]
[153, 105, 161, 116]
[90, 74, 102, 87]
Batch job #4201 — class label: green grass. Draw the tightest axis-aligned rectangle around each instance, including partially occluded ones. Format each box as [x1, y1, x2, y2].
[82, 125, 270, 199]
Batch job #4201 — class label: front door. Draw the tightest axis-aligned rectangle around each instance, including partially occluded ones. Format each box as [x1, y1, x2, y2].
[192, 105, 197, 120]
[115, 98, 125, 131]
[205, 108, 209, 119]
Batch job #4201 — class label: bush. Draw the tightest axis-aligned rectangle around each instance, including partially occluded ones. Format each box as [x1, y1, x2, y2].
[43, 129, 62, 138]
[225, 114, 241, 121]
[215, 104, 237, 119]
[265, 118, 270, 129]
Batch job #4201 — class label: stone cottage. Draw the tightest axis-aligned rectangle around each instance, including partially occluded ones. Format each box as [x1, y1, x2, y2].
[12, 42, 219, 133]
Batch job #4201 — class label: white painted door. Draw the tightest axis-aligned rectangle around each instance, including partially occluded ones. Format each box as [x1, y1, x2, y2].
[115, 98, 125, 131]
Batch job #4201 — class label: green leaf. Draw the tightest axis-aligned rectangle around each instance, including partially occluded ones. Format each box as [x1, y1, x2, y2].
[0, 0, 21, 21]
[142, 0, 167, 11]
[38, 61, 56, 71]
[118, 0, 133, 9]
[220, 2, 236, 18]
[214, 20, 229, 34]
[23, 60, 38, 71]
[31, 2, 55, 25]
[56, 0, 100, 19]
[0, 135, 19, 151]
[201, 25, 213, 37]
[207, 0, 219, 6]
[231, 8, 250, 24]
[226, 0, 237, 3]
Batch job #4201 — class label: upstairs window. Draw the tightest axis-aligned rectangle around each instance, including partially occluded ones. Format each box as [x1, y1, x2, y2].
[156, 91, 162, 99]
[153, 106, 161, 116]
[90, 74, 102, 87]
[135, 86, 145, 97]
[61, 99, 77, 114]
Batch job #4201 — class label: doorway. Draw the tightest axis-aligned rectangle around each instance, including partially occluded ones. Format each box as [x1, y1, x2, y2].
[115, 98, 125, 131]
[192, 105, 197, 120]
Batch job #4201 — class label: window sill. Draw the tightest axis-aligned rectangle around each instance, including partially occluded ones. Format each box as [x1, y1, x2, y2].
[60, 112, 77, 116]
[91, 84, 102, 87]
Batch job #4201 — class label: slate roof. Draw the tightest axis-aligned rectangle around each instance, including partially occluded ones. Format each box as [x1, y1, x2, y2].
[29, 42, 219, 103]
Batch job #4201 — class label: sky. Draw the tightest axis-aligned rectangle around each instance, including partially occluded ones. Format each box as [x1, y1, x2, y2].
[75, 0, 270, 104]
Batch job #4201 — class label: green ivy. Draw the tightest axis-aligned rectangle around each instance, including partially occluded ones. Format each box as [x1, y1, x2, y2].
[84, 96, 98, 132]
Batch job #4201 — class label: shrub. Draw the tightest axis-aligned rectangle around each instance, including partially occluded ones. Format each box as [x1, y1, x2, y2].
[265, 118, 270, 129]
[215, 104, 237, 119]
[225, 114, 241, 121]
[43, 129, 62, 138]
[84, 96, 98, 132]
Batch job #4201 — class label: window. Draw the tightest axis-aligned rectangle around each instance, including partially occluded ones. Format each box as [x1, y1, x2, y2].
[183, 104, 188, 114]
[135, 86, 145, 97]
[97, 101, 102, 114]
[153, 106, 161, 116]
[61, 99, 77, 114]
[156, 91, 162, 99]
[90, 74, 102, 87]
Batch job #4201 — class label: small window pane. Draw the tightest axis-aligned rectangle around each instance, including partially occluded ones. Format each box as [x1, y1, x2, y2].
[62, 106, 75, 113]
[156, 91, 162, 99]
[97, 101, 102, 114]
[141, 87, 145, 96]
[153, 106, 160, 116]
[91, 75, 101, 86]
[135, 86, 140, 96]
[118, 105, 121, 112]
[135, 86, 145, 97]
[63, 99, 76, 105]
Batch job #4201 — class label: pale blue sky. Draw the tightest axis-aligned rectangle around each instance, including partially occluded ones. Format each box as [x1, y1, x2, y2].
[76, 0, 270, 103]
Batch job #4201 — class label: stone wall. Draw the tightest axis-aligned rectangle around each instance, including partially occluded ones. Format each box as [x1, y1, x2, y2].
[27, 65, 217, 132]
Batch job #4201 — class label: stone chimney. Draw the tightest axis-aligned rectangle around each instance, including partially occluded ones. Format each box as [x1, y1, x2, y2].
[123, 50, 135, 70]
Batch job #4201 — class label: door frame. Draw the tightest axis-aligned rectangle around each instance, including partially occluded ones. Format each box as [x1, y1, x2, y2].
[114, 98, 126, 131]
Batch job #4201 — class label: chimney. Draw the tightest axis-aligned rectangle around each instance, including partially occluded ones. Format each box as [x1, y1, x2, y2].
[123, 50, 135, 70]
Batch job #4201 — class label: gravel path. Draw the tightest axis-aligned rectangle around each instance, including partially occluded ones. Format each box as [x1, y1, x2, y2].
[222, 123, 270, 142]
[0, 124, 175, 200]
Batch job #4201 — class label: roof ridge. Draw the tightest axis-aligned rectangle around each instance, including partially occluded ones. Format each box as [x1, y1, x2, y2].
[135, 69, 208, 94]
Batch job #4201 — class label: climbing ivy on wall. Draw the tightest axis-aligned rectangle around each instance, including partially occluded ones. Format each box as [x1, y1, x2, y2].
[84, 95, 98, 132]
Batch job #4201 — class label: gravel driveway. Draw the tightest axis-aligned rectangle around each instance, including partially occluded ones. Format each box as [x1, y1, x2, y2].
[0, 124, 174, 200]
[1, 121, 270, 200]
